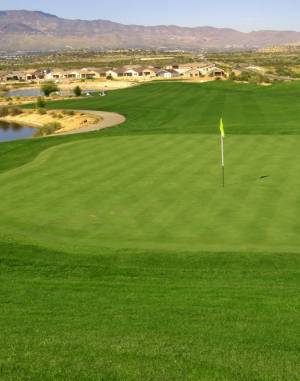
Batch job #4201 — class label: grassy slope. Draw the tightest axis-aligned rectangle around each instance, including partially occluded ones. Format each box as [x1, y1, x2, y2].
[1, 81, 300, 380]
[1, 241, 299, 381]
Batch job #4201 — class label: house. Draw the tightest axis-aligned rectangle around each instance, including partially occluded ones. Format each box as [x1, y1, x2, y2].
[24, 69, 37, 81]
[5, 71, 26, 81]
[165, 64, 179, 70]
[45, 69, 64, 80]
[123, 68, 139, 77]
[34, 70, 45, 80]
[106, 68, 125, 78]
[173, 65, 193, 76]
[197, 63, 216, 76]
[94, 68, 111, 78]
[62, 70, 81, 80]
[210, 68, 226, 78]
[184, 68, 202, 78]
[156, 69, 180, 79]
[80, 68, 101, 79]
[138, 67, 159, 77]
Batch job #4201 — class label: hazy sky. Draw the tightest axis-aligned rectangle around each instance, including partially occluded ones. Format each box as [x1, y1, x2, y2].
[1, 0, 300, 32]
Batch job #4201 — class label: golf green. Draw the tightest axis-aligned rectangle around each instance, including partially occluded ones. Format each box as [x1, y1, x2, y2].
[1, 134, 300, 254]
[0, 81, 299, 381]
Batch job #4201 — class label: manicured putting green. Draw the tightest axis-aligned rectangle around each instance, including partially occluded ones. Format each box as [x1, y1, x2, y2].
[1, 133, 300, 254]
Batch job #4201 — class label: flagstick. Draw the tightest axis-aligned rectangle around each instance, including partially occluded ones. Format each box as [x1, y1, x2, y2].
[221, 134, 225, 187]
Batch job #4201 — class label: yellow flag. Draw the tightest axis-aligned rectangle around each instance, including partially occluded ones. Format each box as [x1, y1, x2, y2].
[219, 118, 225, 138]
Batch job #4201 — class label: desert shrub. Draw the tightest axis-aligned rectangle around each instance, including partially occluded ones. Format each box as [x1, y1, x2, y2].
[41, 81, 59, 97]
[57, 114, 63, 119]
[0, 85, 8, 92]
[33, 129, 43, 138]
[43, 121, 62, 135]
[73, 86, 82, 97]
[37, 108, 47, 115]
[229, 72, 237, 81]
[8, 107, 23, 116]
[62, 110, 75, 116]
[36, 97, 46, 108]
[0, 106, 9, 117]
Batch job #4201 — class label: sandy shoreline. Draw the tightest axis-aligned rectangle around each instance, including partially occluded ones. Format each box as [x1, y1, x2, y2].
[56, 110, 126, 135]
[0, 109, 126, 136]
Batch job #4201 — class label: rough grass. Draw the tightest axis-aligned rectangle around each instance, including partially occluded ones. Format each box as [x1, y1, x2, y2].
[1, 81, 300, 380]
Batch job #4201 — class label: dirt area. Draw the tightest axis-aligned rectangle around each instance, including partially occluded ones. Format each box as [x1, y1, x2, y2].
[58, 80, 138, 91]
[0, 95, 67, 107]
[57, 110, 126, 135]
[0, 109, 100, 134]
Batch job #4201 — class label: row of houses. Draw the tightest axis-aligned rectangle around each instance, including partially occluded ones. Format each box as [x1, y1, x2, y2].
[0, 62, 226, 83]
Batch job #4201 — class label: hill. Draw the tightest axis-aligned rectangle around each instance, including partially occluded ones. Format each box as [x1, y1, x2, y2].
[1, 10, 300, 52]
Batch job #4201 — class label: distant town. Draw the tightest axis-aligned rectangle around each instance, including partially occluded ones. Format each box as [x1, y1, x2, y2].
[0, 62, 226, 83]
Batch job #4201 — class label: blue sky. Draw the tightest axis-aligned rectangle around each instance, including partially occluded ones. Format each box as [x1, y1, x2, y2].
[1, 0, 300, 32]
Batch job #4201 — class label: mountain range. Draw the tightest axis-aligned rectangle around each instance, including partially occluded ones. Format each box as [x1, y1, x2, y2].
[1, 10, 300, 52]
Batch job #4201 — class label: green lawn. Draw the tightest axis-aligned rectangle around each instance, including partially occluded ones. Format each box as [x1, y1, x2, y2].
[0, 81, 300, 380]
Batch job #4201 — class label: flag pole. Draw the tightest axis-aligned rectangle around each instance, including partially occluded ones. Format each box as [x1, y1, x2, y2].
[221, 133, 225, 187]
[219, 118, 225, 188]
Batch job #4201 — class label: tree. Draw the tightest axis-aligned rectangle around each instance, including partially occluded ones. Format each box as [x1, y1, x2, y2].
[73, 86, 82, 97]
[36, 96, 46, 108]
[229, 72, 237, 81]
[41, 81, 59, 97]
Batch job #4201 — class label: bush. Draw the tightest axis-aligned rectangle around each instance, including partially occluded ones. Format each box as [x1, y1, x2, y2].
[0, 106, 9, 117]
[41, 81, 59, 97]
[62, 110, 75, 116]
[229, 72, 237, 81]
[73, 86, 82, 97]
[36, 97, 46, 108]
[0, 85, 8, 92]
[42, 122, 62, 135]
[37, 108, 47, 115]
[8, 107, 23, 116]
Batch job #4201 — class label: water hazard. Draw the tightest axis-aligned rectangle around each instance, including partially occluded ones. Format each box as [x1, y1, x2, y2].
[0, 121, 36, 142]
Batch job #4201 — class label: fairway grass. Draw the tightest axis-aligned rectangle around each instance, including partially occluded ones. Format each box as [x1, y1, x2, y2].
[0, 81, 300, 380]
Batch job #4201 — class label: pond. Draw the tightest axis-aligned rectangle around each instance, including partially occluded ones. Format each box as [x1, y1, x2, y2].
[0, 121, 36, 142]
[6, 88, 43, 97]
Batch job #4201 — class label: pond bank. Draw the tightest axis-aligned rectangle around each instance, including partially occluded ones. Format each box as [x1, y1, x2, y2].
[0, 110, 99, 135]
[0, 110, 126, 140]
